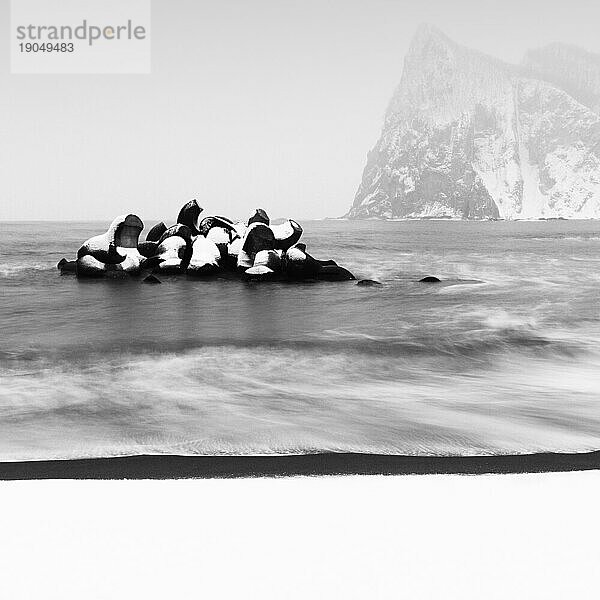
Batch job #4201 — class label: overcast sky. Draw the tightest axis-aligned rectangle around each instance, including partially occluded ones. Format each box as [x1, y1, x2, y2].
[2, 0, 600, 221]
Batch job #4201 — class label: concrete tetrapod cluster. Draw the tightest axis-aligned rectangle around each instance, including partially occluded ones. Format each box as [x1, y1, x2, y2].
[57, 200, 355, 283]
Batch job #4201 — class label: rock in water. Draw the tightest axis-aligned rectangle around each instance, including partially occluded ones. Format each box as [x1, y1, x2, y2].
[145, 222, 167, 242]
[64, 208, 355, 284]
[116, 247, 145, 274]
[138, 222, 166, 258]
[345, 24, 600, 220]
[198, 215, 235, 237]
[315, 265, 355, 281]
[77, 214, 144, 264]
[283, 245, 319, 279]
[156, 224, 194, 246]
[227, 237, 243, 267]
[77, 242, 125, 265]
[272, 219, 303, 251]
[254, 250, 282, 270]
[137, 241, 159, 258]
[76, 255, 108, 278]
[282, 245, 354, 281]
[76, 215, 144, 277]
[57, 258, 77, 273]
[238, 223, 275, 270]
[141, 225, 194, 273]
[357, 279, 382, 287]
[244, 250, 282, 280]
[420, 276, 441, 283]
[247, 208, 270, 226]
[244, 265, 276, 281]
[177, 199, 203, 235]
[206, 226, 233, 261]
[186, 236, 222, 276]
[142, 274, 162, 284]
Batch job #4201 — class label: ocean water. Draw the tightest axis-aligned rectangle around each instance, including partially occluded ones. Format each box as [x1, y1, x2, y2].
[1, 219, 600, 461]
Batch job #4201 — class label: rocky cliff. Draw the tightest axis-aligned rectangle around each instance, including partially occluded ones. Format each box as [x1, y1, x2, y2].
[523, 43, 600, 115]
[346, 26, 600, 220]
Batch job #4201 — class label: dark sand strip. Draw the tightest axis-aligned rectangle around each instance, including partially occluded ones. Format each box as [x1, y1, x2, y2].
[1, 451, 600, 480]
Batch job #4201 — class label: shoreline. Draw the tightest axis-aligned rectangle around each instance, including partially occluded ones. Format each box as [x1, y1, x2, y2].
[1, 450, 600, 480]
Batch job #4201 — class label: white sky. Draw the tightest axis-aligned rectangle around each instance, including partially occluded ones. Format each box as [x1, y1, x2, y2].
[2, 0, 600, 221]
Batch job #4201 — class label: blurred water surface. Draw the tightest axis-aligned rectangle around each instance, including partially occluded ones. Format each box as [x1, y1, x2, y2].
[1, 219, 599, 460]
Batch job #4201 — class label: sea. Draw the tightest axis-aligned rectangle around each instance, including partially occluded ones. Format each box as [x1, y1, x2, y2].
[1, 219, 599, 461]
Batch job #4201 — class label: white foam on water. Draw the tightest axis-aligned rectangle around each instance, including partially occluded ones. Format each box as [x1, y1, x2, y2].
[2, 342, 600, 461]
[0, 262, 55, 277]
[482, 310, 537, 331]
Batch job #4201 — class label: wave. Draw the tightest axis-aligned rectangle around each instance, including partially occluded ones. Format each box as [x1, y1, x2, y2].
[0, 262, 55, 277]
[1, 340, 600, 461]
[0, 321, 584, 367]
[521, 235, 600, 242]
[435, 280, 489, 294]
[481, 310, 537, 331]
[570, 256, 600, 262]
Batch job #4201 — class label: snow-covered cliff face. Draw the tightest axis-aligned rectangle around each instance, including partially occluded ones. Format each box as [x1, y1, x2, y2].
[347, 26, 600, 220]
[523, 44, 600, 115]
